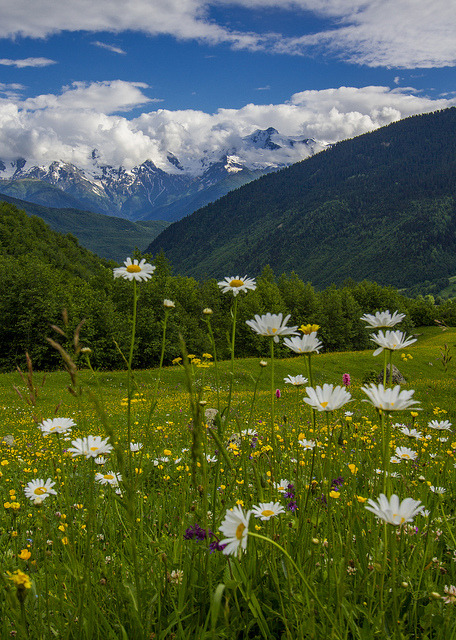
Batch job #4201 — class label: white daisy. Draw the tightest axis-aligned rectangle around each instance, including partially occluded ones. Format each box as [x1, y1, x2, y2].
[24, 478, 57, 504]
[217, 276, 256, 296]
[303, 384, 352, 412]
[370, 330, 417, 356]
[399, 427, 422, 439]
[95, 471, 122, 487]
[428, 420, 452, 431]
[94, 456, 106, 465]
[38, 417, 75, 436]
[365, 494, 423, 526]
[360, 310, 406, 328]
[430, 486, 446, 494]
[130, 442, 143, 452]
[273, 479, 290, 493]
[67, 435, 113, 459]
[298, 439, 316, 450]
[283, 332, 322, 354]
[113, 257, 155, 282]
[361, 384, 420, 412]
[163, 299, 175, 308]
[252, 502, 285, 521]
[219, 505, 251, 556]
[393, 446, 418, 461]
[246, 313, 298, 343]
[283, 374, 308, 386]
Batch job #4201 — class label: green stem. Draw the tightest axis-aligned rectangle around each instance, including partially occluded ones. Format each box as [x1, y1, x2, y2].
[127, 279, 138, 477]
[224, 296, 238, 430]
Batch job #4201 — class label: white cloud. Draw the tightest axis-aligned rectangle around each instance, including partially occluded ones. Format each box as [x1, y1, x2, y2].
[0, 57, 57, 68]
[1, 82, 455, 173]
[92, 41, 126, 55]
[1, 1, 455, 69]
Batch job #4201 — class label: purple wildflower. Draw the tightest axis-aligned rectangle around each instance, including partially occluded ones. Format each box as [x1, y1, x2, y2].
[342, 373, 351, 387]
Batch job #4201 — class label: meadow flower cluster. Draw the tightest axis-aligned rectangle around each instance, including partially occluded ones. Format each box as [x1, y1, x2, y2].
[0, 261, 455, 638]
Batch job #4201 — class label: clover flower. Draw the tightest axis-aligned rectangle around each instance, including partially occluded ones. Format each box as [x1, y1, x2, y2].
[360, 310, 406, 328]
[365, 494, 423, 526]
[442, 585, 456, 604]
[113, 257, 155, 282]
[246, 313, 298, 343]
[217, 275, 256, 296]
[303, 384, 352, 412]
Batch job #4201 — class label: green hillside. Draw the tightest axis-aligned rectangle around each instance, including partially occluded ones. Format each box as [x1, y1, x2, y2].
[0, 193, 168, 261]
[147, 108, 456, 288]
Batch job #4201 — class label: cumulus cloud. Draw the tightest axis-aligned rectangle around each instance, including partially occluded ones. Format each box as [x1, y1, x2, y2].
[1, 1, 455, 69]
[92, 41, 126, 55]
[0, 57, 57, 67]
[1, 81, 455, 173]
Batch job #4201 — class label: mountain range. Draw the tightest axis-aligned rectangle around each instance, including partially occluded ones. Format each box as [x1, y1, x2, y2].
[146, 108, 456, 290]
[0, 129, 325, 223]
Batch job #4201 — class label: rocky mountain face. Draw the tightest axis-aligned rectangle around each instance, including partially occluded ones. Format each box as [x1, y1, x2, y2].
[0, 129, 325, 222]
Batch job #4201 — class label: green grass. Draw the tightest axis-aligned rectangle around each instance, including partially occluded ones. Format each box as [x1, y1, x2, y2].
[1, 325, 456, 639]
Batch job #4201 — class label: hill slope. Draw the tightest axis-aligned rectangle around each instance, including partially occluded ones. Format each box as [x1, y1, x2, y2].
[0, 194, 168, 262]
[147, 108, 456, 289]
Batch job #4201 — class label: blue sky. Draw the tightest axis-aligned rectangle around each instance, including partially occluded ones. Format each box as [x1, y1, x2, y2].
[0, 0, 455, 173]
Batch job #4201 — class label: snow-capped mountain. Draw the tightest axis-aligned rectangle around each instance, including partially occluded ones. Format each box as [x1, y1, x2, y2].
[0, 129, 326, 222]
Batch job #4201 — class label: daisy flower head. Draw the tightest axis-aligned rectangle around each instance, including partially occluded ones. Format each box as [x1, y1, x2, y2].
[365, 494, 423, 526]
[393, 446, 418, 461]
[298, 439, 316, 450]
[95, 471, 122, 487]
[38, 417, 75, 436]
[430, 486, 446, 494]
[303, 384, 352, 412]
[283, 332, 322, 354]
[217, 275, 256, 296]
[273, 479, 290, 493]
[246, 313, 298, 343]
[399, 426, 422, 439]
[68, 435, 113, 459]
[24, 478, 57, 504]
[163, 299, 175, 308]
[284, 374, 308, 386]
[370, 330, 416, 356]
[252, 502, 285, 521]
[428, 420, 452, 431]
[361, 384, 420, 412]
[113, 257, 155, 282]
[360, 310, 406, 328]
[219, 505, 251, 556]
[130, 442, 143, 452]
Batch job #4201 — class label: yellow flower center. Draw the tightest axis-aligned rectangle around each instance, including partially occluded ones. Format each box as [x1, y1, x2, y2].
[50, 426, 57, 431]
[104, 474, 114, 480]
[33, 487, 47, 495]
[320, 401, 328, 408]
[229, 279, 244, 287]
[261, 510, 275, 517]
[126, 264, 141, 273]
[235, 522, 246, 540]
[90, 447, 99, 452]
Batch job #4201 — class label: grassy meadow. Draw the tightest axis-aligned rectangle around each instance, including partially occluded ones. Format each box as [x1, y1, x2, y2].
[1, 317, 456, 639]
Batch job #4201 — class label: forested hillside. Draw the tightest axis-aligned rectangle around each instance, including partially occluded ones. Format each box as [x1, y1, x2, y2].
[147, 108, 456, 289]
[0, 200, 455, 372]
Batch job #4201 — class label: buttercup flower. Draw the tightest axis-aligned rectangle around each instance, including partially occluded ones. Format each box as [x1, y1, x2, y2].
[361, 384, 420, 412]
[24, 478, 57, 504]
[284, 332, 322, 354]
[370, 330, 417, 356]
[365, 494, 423, 525]
[113, 257, 156, 282]
[218, 276, 256, 296]
[299, 323, 320, 334]
[95, 471, 122, 487]
[246, 313, 298, 343]
[252, 502, 285, 521]
[284, 374, 308, 386]
[360, 310, 406, 328]
[303, 384, 352, 412]
[38, 417, 75, 436]
[219, 505, 251, 556]
[68, 436, 113, 459]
